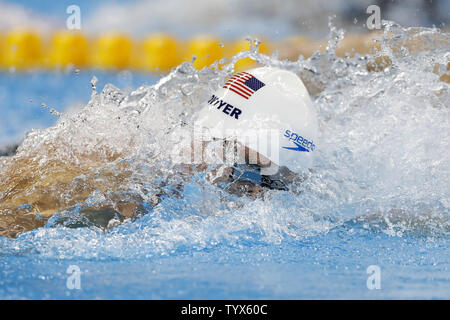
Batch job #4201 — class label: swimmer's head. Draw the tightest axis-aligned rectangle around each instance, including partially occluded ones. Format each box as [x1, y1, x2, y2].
[196, 66, 318, 175]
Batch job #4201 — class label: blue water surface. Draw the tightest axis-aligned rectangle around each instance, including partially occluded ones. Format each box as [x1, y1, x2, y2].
[1, 226, 448, 299]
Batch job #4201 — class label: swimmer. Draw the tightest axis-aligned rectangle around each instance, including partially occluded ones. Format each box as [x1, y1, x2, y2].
[0, 67, 318, 237]
[177, 66, 318, 197]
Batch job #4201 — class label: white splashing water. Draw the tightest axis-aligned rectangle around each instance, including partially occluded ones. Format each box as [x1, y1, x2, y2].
[0, 23, 449, 259]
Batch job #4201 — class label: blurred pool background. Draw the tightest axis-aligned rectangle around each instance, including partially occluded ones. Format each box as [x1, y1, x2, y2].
[0, 0, 449, 300]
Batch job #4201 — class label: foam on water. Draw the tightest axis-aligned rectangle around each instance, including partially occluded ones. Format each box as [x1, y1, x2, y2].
[0, 23, 449, 261]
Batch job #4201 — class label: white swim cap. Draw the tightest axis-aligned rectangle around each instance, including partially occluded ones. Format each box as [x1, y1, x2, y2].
[196, 66, 318, 175]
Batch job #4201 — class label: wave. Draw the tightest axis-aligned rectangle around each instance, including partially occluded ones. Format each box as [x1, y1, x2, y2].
[0, 23, 448, 256]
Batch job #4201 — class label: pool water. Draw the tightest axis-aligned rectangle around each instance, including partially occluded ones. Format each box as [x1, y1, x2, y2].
[0, 24, 449, 299]
[1, 227, 449, 299]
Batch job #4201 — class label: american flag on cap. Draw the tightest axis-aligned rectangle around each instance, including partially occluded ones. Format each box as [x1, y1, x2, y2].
[223, 72, 265, 100]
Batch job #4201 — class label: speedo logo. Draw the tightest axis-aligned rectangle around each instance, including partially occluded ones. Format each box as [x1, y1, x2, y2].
[207, 95, 242, 120]
[283, 129, 316, 152]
